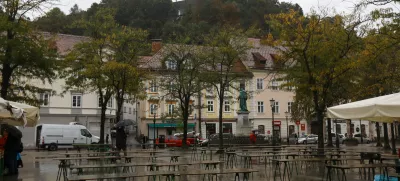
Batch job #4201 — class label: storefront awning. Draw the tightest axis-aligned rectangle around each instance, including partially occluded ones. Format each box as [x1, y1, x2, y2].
[148, 123, 195, 128]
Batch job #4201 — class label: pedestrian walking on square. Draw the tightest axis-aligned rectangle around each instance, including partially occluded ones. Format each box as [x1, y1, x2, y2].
[106, 134, 109, 144]
[115, 126, 127, 156]
[250, 131, 256, 144]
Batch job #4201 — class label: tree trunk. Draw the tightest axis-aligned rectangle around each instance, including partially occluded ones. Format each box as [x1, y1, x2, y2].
[317, 110, 325, 155]
[218, 94, 224, 152]
[326, 118, 333, 147]
[1, 64, 12, 99]
[100, 106, 107, 144]
[383, 123, 391, 150]
[182, 100, 190, 149]
[376, 122, 382, 147]
[116, 96, 124, 123]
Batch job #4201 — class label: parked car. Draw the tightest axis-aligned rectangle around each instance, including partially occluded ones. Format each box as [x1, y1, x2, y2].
[353, 133, 371, 144]
[325, 133, 345, 144]
[163, 136, 191, 147]
[288, 134, 299, 144]
[297, 134, 318, 144]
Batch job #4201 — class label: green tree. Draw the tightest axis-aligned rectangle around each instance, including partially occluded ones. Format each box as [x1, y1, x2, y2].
[106, 26, 149, 124]
[62, 8, 118, 143]
[353, 27, 400, 148]
[34, 8, 67, 33]
[0, 0, 59, 103]
[158, 37, 207, 148]
[269, 10, 363, 151]
[204, 27, 251, 151]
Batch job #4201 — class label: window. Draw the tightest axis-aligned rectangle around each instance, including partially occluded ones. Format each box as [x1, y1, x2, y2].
[107, 97, 113, 108]
[72, 94, 82, 108]
[207, 100, 214, 112]
[256, 78, 263, 90]
[224, 84, 230, 96]
[223, 123, 232, 133]
[150, 104, 157, 115]
[257, 101, 264, 113]
[224, 101, 230, 112]
[80, 129, 92, 137]
[124, 107, 127, 113]
[271, 79, 279, 90]
[273, 102, 279, 113]
[286, 79, 293, 91]
[168, 82, 174, 93]
[168, 104, 175, 115]
[150, 80, 158, 92]
[288, 102, 293, 113]
[39, 93, 49, 106]
[129, 107, 132, 114]
[258, 125, 265, 134]
[166, 60, 177, 70]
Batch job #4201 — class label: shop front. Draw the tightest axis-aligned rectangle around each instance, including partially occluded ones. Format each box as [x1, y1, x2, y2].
[147, 123, 195, 139]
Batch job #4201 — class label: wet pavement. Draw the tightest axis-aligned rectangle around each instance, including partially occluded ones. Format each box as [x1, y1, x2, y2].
[2, 143, 399, 181]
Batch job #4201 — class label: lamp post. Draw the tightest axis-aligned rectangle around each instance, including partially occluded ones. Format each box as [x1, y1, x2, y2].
[270, 98, 275, 146]
[153, 105, 157, 150]
[285, 111, 290, 145]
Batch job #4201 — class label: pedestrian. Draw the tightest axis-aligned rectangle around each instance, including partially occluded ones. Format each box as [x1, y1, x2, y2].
[16, 143, 23, 168]
[250, 131, 256, 144]
[3, 129, 21, 176]
[106, 134, 109, 144]
[115, 126, 127, 156]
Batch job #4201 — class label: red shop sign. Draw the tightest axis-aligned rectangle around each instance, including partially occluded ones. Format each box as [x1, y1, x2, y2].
[273, 121, 281, 125]
[296, 120, 300, 125]
[301, 124, 306, 131]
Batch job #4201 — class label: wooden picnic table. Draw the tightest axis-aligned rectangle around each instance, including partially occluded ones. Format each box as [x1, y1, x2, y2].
[54, 155, 180, 181]
[72, 144, 112, 152]
[59, 150, 166, 157]
[70, 160, 224, 175]
[325, 163, 396, 181]
[67, 168, 259, 181]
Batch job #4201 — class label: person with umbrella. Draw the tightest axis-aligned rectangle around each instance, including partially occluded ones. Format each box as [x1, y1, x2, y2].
[114, 120, 133, 156]
[2, 124, 22, 176]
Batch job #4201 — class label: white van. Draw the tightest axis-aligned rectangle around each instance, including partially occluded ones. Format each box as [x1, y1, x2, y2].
[35, 124, 100, 151]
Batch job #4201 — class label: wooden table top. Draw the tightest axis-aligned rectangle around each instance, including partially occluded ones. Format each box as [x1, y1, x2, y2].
[326, 163, 396, 169]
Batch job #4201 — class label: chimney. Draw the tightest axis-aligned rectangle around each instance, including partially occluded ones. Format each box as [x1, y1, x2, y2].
[151, 39, 162, 53]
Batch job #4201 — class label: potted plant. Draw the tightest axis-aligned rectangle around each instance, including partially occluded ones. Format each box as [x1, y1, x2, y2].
[343, 137, 359, 146]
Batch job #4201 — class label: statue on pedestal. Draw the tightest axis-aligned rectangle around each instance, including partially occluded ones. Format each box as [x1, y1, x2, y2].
[239, 88, 248, 112]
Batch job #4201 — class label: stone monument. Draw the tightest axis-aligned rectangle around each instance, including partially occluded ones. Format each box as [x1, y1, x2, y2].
[236, 88, 252, 135]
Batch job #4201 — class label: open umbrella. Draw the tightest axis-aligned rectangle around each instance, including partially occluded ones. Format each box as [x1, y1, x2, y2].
[2, 124, 22, 139]
[0, 97, 39, 127]
[114, 119, 134, 128]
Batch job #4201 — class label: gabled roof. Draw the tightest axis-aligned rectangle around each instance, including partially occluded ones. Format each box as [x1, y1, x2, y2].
[243, 38, 280, 70]
[42, 32, 89, 56]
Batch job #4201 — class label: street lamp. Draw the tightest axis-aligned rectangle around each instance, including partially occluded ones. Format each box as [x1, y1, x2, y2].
[285, 111, 290, 145]
[153, 105, 158, 150]
[270, 98, 275, 146]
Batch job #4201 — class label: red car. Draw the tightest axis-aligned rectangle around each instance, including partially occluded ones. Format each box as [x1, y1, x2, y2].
[162, 136, 190, 147]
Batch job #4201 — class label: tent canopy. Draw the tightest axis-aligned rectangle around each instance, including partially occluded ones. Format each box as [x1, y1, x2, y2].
[327, 92, 400, 123]
[0, 98, 40, 127]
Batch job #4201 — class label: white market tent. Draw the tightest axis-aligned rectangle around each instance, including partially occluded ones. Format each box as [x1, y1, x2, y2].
[327, 92, 400, 123]
[0, 97, 40, 127]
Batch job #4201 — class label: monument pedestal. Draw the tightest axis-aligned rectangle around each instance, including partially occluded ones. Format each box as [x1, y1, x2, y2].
[236, 111, 253, 136]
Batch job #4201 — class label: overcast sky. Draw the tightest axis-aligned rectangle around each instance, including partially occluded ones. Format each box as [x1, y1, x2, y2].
[48, 0, 398, 17]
